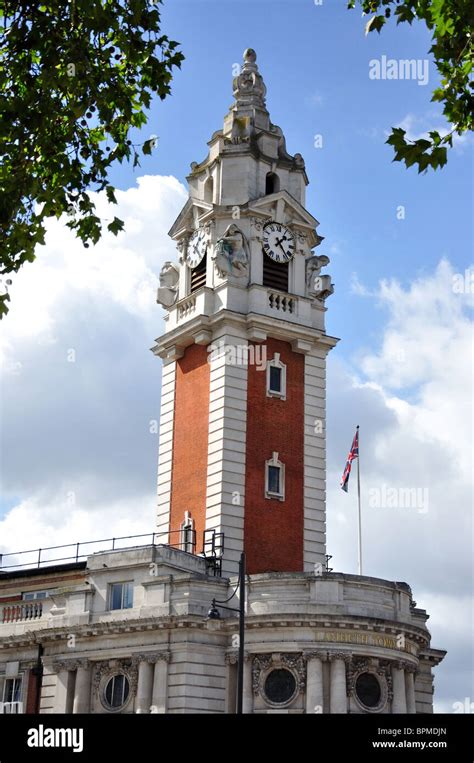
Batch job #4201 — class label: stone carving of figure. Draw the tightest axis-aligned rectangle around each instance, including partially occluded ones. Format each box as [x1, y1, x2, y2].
[156, 261, 180, 308]
[305, 255, 334, 300]
[214, 224, 249, 279]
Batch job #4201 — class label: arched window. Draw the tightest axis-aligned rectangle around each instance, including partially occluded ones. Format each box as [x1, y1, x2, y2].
[203, 176, 214, 203]
[265, 452, 285, 501]
[265, 172, 279, 195]
[266, 353, 287, 400]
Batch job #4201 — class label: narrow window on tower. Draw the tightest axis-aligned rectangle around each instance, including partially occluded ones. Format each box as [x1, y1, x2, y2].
[180, 511, 195, 553]
[265, 172, 279, 195]
[267, 353, 287, 400]
[265, 452, 285, 501]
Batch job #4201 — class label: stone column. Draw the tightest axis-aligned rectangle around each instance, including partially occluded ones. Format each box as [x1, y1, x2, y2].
[329, 653, 348, 714]
[52, 663, 75, 713]
[391, 662, 407, 713]
[150, 654, 169, 714]
[243, 655, 253, 714]
[305, 652, 325, 714]
[72, 662, 91, 714]
[405, 666, 417, 714]
[135, 657, 155, 714]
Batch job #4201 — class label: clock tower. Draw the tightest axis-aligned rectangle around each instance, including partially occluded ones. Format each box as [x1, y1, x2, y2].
[153, 49, 337, 577]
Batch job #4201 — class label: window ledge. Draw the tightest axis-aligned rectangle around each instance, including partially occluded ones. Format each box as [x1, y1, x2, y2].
[265, 491, 285, 501]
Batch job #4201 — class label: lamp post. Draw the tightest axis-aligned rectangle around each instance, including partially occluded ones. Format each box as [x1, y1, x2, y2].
[207, 552, 246, 714]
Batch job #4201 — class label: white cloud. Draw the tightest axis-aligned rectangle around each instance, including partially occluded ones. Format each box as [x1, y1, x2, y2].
[0, 174, 186, 355]
[0, 173, 186, 541]
[327, 260, 473, 710]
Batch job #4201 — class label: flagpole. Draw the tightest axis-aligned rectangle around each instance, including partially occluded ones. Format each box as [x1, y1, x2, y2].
[356, 424, 362, 575]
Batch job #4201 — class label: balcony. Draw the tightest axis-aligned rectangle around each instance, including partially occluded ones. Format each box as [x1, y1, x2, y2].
[1, 601, 43, 624]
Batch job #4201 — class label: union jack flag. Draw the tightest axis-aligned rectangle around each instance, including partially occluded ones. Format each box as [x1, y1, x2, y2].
[341, 427, 359, 492]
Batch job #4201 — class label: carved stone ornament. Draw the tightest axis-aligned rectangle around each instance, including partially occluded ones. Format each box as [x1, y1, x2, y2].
[327, 652, 352, 663]
[250, 216, 272, 239]
[225, 651, 249, 666]
[377, 660, 394, 702]
[346, 656, 391, 709]
[304, 651, 327, 662]
[131, 652, 170, 666]
[176, 236, 189, 264]
[92, 659, 138, 697]
[252, 652, 306, 697]
[52, 658, 90, 673]
[252, 654, 272, 695]
[346, 657, 371, 696]
[305, 254, 334, 301]
[293, 153, 305, 169]
[232, 49, 267, 110]
[156, 261, 180, 308]
[214, 224, 249, 279]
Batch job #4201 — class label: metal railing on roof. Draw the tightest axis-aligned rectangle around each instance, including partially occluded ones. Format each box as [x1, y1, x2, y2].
[0, 529, 196, 572]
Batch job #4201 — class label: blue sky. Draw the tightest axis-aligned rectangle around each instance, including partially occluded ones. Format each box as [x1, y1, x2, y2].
[109, 0, 472, 354]
[0, 0, 472, 711]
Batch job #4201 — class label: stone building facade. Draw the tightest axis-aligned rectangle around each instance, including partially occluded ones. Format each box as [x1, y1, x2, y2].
[0, 49, 444, 715]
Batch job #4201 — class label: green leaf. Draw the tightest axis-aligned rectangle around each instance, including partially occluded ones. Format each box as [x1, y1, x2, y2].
[365, 15, 386, 35]
[0, 1, 184, 317]
[107, 216, 125, 236]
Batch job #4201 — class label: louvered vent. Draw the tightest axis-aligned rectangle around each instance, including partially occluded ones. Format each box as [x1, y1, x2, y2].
[262, 254, 289, 292]
[190, 254, 207, 293]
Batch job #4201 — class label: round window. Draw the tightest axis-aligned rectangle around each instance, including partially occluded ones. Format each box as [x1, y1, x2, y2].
[264, 668, 297, 705]
[103, 673, 130, 710]
[355, 672, 381, 709]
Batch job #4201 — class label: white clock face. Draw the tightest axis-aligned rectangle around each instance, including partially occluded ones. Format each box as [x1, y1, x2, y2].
[187, 228, 207, 268]
[262, 222, 295, 263]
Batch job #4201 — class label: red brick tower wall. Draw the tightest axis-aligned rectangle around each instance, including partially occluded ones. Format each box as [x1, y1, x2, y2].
[169, 344, 210, 553]
[244, 338, 305, 573]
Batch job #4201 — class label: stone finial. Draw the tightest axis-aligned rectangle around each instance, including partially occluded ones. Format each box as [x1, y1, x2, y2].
[232, 48, 267, 109]
[243, 48, 257, 63]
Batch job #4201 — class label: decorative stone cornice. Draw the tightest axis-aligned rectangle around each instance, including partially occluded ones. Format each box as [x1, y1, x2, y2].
[131, 651, 170, 666]
[0, 609, 431, 655]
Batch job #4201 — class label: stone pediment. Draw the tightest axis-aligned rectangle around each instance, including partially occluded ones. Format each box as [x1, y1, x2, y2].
[248, 190, 322, 247]
[249, 190, 319, 230]
[168, 198, 212, 239]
